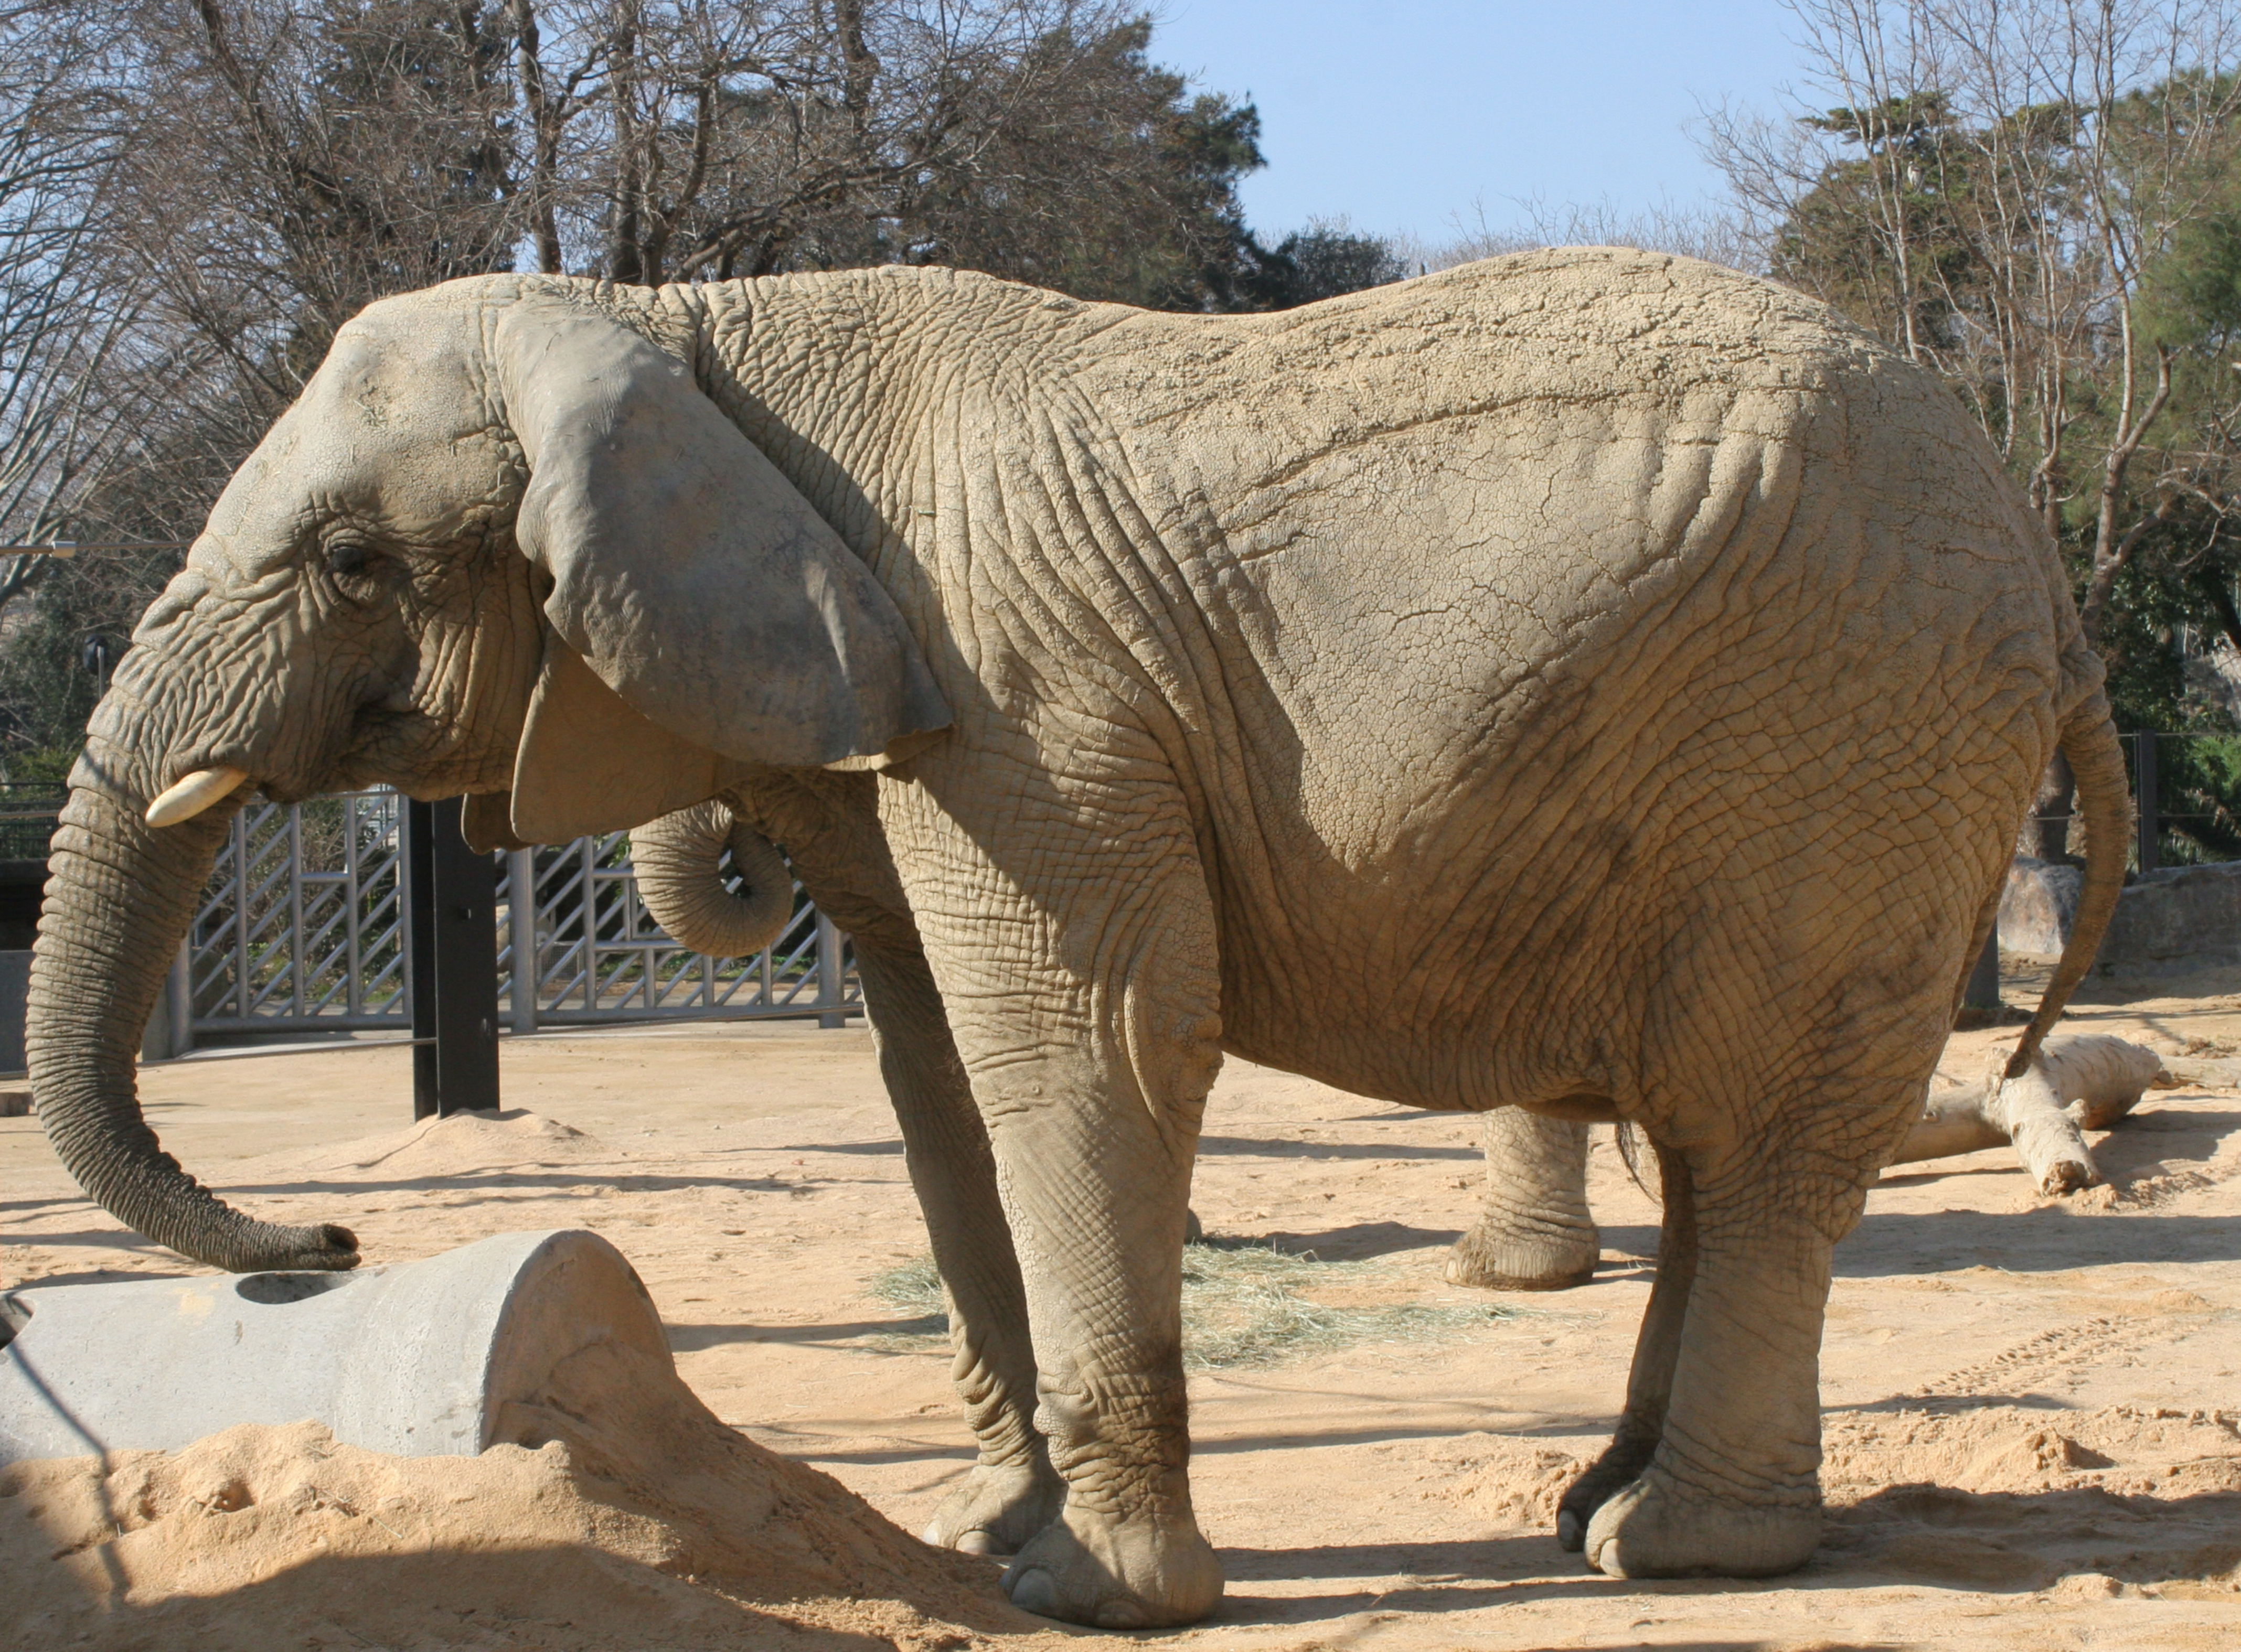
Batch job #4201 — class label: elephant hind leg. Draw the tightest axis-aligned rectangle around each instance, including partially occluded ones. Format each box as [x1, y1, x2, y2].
[1446, 1110, 1600, 1291]
[1579, 1067, 1924, 1581]
[1556, 1139, 1695, 1548]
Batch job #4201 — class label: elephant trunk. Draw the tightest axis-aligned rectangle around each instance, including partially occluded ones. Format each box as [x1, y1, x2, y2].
[631, 801, 794, 959]
[28, 723, 358, 1272]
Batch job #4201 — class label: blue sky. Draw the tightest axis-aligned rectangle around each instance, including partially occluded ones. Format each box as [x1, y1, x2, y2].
[1151, 1, 1807, 246]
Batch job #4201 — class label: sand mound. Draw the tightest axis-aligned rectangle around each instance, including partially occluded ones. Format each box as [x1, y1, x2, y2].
[2, 1335, 1039, 1650]
[1419, 1406, 2241, 1597]
[1822, 1406, 2241, 1594]
[233, 1108, 623, 1183]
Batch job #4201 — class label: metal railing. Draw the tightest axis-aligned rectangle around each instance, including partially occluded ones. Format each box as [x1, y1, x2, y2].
[498, 831, 853, 1031]
[2123, 730, 2241, 874]
[0, 782, 65, 863]
[178, 787, 856, 1047]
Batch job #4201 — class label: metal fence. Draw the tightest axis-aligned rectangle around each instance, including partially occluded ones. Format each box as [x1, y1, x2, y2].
[0, 782, 66, 863]
[2123, 730, 2241, 873]
[173, 787, 856, 1048]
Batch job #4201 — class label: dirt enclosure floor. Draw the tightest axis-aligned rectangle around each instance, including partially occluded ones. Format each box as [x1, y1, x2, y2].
[7, 965, 2241, 1650]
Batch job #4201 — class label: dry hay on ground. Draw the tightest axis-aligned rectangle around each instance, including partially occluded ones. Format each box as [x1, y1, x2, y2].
[867, 1240, 1519, 1370]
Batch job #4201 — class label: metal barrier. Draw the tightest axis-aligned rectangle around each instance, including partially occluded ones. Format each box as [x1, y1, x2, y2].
[0, 782, 66, 863]
[2122, 730, 2241, 874]
[176, 787, 856, 1048]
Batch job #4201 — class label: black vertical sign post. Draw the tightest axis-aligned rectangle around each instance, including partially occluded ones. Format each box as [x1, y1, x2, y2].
[406, 797, 501, 1120]
[2135, 731, 2160, 877]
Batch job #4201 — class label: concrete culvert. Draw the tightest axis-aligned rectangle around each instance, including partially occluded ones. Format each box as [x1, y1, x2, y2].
[0, 1228, 670, 1463]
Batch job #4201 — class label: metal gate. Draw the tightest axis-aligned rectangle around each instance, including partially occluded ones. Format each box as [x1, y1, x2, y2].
[174, 788, 857, 1047]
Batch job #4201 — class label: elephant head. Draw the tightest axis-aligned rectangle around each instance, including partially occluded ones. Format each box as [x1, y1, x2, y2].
[631, 802, 796, 960]
[29, 276, 948, 1272]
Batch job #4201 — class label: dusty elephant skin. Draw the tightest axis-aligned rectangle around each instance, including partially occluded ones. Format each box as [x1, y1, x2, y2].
[27, 250, 2128, 1628]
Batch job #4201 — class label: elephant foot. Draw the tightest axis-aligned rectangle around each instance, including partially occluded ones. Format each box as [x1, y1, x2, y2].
[920, 1461, 1067, 1557]
[1445, 1218, 1599, 1292]
[1000, 1501, 1223, 1628]
[1583, 1466, 1821, 1579]
[1554, 1434, 1658, 1550]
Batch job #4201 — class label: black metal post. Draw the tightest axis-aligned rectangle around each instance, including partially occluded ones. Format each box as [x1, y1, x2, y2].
[405, 797, 501, 1120]
[408, 801, 437, 1117]
[1962, 926, 2001, 1013]
[2135, 731, 2160, 876]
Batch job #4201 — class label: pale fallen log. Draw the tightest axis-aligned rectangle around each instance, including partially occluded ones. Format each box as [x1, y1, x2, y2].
[1890, 1034, 2167, 1194]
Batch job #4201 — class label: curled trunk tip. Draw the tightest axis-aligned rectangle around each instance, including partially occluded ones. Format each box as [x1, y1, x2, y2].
[632, 801, 794, 960]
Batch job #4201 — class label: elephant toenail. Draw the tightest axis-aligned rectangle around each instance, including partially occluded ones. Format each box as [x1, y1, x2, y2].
[1006, 1567, 1060, 1617]
[1095, 1600, 1149, 1630]
[1556, 1508, 1583, 1551]
[954, 1530, 997, 1556]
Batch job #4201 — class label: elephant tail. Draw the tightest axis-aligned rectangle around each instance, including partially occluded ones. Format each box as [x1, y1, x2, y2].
[2005, 700, 2129, 1080]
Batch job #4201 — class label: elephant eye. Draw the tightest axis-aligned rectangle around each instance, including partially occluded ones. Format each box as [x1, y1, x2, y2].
[322, 538, 386, 598]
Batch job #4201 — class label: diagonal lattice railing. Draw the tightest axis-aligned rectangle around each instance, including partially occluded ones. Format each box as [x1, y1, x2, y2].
[182, 787, 857, 1040]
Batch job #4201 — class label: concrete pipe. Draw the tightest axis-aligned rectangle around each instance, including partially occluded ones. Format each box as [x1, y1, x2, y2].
[0, 1228, 669, 1464]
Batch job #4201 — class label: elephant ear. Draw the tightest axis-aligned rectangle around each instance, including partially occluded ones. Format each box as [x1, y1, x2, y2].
[493, 296, 949, 840]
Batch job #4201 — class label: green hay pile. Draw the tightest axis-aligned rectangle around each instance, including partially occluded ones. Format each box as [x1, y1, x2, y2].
[865, 1241, 1514, 1370]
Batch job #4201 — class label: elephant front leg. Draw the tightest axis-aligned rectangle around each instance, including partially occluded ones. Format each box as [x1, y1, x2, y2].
[852, 948, 1063, 1556]
[1446, 1110, 1599, 1290]
[973, 1036, 1224, 1630]
[905, 816, 1226, 1628]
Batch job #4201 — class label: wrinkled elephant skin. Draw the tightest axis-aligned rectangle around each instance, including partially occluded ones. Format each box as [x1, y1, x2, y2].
[27, 252, 2129, 1627]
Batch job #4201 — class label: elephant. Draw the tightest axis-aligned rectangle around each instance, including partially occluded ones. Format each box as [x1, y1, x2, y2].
[26, 250, 2128, 1626]
[1448, 1035, 2164, 1291]
[627, 810, 2155, 1304]
[1448, 1111, 1607, 1290]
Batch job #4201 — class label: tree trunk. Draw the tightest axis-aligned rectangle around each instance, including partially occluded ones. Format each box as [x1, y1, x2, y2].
[2032, 748, 2076, 862]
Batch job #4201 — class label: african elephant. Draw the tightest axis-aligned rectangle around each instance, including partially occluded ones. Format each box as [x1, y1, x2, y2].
[1447, 1111, 1606, 1290]
[29, 251, 2126, 1625]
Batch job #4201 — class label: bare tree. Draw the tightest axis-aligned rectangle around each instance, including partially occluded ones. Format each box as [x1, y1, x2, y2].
[1418, 193, 1757, 272]
[507, 1, 1214, 288]
[0, 5, 188, 618]
[1704, 1, 2241, 650]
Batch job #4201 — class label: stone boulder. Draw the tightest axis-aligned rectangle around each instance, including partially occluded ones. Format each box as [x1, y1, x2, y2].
[2000, 856, 2083, 956]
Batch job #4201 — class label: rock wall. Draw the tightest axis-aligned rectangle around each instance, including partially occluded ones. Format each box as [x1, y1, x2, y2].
[2003, 855, 2241, 975]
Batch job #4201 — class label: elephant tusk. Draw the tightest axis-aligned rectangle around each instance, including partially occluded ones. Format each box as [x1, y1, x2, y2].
[145, 766, 249, 828]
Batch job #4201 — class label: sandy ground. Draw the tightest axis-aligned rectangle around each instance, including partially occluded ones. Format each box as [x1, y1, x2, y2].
[6, 964, 2241, 1650]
